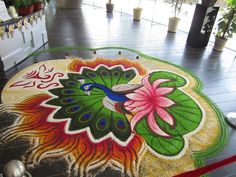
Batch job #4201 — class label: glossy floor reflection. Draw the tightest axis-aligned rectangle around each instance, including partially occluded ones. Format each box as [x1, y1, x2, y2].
[1, 3, 236, 177]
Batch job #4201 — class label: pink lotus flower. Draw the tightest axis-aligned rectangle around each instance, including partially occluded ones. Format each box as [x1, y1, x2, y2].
[125, 76, 175, 137]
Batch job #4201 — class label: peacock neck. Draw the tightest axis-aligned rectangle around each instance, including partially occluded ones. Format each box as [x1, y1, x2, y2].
[92, 83, 113, 95]
[92, 83, 128, 102]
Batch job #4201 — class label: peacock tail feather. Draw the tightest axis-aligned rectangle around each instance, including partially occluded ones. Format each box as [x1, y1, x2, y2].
[46, 65, 137, 142]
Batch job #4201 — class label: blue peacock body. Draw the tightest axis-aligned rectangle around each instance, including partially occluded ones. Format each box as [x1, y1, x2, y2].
[80, 83, 129, 102]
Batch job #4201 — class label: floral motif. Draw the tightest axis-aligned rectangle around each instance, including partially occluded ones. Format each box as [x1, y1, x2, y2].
[10, 64, 64, 89]
[125, 75, 175, 137]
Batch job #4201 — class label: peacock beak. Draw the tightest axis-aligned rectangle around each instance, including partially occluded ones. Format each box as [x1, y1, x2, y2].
[84, 91, 91, 96]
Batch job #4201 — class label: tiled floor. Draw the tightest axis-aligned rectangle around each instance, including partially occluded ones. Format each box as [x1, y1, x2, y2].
[0, 3, 236, 177]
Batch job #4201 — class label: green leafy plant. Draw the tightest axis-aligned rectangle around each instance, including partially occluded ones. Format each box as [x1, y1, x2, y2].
[33, 0, 50, 4]
[216, 0, 236, 39]
[169, 0, 185, 18]
[13, 0, 33, 8]
[137, 0, 142, 6]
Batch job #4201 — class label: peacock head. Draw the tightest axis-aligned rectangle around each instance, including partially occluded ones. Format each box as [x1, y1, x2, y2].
[80, 83, 94, 95]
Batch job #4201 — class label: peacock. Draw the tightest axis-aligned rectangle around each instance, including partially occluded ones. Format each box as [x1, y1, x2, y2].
[46, 65, 141, 142]
[80, 82, 142, 114]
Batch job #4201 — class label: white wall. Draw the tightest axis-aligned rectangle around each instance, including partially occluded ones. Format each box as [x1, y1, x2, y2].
[0, 15, 48, 71]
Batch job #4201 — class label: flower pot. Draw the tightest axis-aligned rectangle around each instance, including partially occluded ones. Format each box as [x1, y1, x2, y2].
[18, 5, 34, 16]
[33, 2, 43, 12]
[168, 17, 180, 33]
[133, 7, 142, 21]
[106, 3, 114, 13]
[213, 37, 227, 52]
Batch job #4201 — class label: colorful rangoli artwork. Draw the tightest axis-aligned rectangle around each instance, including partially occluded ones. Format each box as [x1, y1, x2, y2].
[0, 49, 227, 177]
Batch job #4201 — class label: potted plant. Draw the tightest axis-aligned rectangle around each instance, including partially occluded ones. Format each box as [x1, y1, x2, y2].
[14, 0, 34, 16]
[213, 0, 236, 52]
[106, 0, 114, 13]
[168, 0, 185, 33]
[133, 0, 143, 21]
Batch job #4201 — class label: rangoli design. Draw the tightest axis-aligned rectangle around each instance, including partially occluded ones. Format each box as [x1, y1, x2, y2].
[0, 50, 227, 177]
